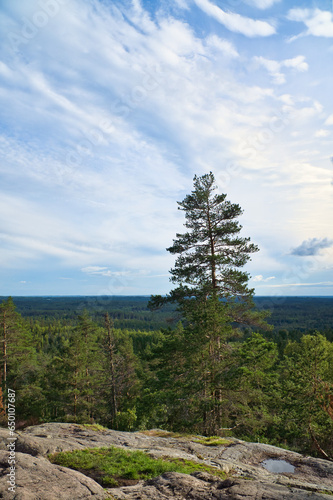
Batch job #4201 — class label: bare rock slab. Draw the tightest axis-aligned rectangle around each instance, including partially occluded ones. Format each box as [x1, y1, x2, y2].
[0, 450, 110, 499]
[1, 423, 333, 499]
[110, 472, 333, 500]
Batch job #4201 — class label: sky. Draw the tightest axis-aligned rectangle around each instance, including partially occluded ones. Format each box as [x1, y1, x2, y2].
[0, 0, 333, 297]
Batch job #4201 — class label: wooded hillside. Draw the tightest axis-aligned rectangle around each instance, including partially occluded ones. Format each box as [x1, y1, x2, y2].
[1, 295, 332, 459]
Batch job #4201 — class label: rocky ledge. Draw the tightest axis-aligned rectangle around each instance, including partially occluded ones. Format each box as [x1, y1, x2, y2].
[0, 423, 332, 499]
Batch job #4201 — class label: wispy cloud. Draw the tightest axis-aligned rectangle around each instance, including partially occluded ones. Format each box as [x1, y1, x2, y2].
[261, 282, 333, 288]
[315, 129, 330, 138]
[205, 35, 239, 58]
[245, 0, 281, 8]
[253, 275, 276, 282]
[325, 114, 333, 125]
[287, 8, 333, 38]
[82, 267, 132, 278]
[81, 267, 109, 275]
[193, 0, 276, 37]
[254, 55, 308, 84]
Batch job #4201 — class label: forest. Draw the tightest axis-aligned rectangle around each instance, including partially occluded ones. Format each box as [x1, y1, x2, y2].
[1, 173, 332, 461]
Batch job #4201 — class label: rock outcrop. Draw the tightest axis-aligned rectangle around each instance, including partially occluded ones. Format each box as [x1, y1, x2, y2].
[0, 450, 107, 499]
[0, 423, 332, 499]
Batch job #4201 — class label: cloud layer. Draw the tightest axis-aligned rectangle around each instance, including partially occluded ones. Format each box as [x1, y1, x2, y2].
[0, 0, 333, 296]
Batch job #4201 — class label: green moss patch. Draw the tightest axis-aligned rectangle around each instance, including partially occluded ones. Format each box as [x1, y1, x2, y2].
[81, 424, 108, 433]
[49, 446, 227, 488]
[140, 430, 232, 447]
[192, 436, 232, 446]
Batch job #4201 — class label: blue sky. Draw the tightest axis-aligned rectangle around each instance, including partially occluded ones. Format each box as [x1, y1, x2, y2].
[1, 0, 333, 297]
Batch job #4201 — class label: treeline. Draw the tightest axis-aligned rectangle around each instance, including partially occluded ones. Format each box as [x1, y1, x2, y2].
[0, 296, 177, 331]
[2, 295, 333, 335]
[0, 297, 332, 458]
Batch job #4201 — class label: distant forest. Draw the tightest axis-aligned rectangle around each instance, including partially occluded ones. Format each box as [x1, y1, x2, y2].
[3, 295, 333, 338]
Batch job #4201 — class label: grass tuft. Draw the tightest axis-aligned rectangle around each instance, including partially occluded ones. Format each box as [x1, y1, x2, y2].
[81, 424, 108, 432]
[49, 446, 227, 488]
[192, 436, 232, 446]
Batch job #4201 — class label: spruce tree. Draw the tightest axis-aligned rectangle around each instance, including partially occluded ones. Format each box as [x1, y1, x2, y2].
[0, 297, 38, 419]
[66, 311, 101, 422]
[280, 333, 333, 458]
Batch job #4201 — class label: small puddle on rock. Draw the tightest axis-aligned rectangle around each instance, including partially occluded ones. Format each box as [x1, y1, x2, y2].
[262, 459, 295, 474]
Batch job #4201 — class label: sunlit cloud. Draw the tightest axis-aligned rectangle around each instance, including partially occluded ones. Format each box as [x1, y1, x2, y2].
[193, 0, 276, 37]
[253, 275, 276, 282]
[287, 8, 333, 37]
[315, 129, 330, 138]
[253, 55, 308, 84]
[245, 0, 281, 8]
[325, 114, 333, 125]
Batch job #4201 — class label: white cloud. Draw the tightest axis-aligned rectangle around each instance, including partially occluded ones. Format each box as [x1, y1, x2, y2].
[287, 8, 310, 22]
[254, 55, 308, 84]
[279, 99, 323, 122]
[0, 61, 12, 78]
[205, 35, 239, 58]
[253, 275, 276, 282]
[287, 8, 333, 37]
[0, 193, 111, 268]
[244, 0, 281, 8]
[82, 267, 132, 277]
[325, 114, 333, 125]
[279, 94, 295, 106]
[263, 282, 333, 288]
[174, 0, 190, 9]
[315, 129, 330, 137]
[283, 55, 308, 71]
[193, 0, 276, 37]
[81, 266, 108, 274]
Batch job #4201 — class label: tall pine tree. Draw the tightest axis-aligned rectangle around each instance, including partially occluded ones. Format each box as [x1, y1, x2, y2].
[149, 172, 270, 434]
